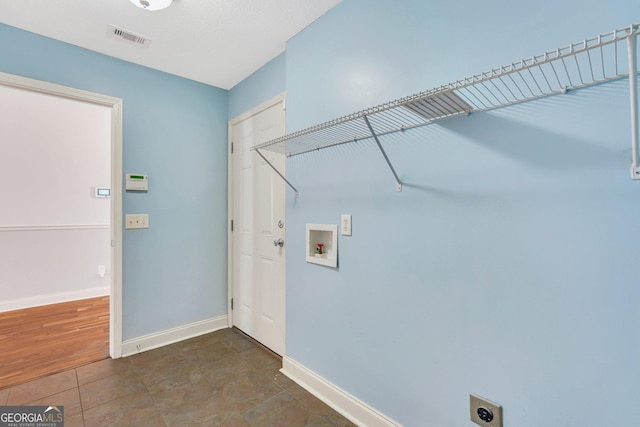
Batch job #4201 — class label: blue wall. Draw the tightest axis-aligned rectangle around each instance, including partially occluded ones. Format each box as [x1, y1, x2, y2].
[283, 1, 640, 426]
[228, 53, 286, 119]
[0, 24, 229, 340]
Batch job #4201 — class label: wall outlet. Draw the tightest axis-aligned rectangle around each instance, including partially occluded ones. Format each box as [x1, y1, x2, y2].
[125, 214, 149, 229]
[470, 394, 503, 427]
[341, 214, 352, 236]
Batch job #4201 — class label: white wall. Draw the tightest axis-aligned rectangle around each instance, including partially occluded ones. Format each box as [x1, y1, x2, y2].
[0, 84, 111, 311]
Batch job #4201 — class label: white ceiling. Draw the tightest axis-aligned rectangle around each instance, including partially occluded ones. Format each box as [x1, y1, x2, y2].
[0, 0, 341, 89]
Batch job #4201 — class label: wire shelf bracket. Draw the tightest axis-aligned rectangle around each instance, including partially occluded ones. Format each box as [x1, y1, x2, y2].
[254, 148, 299, 198]
[251, 23, 640, 193]
[628, 30, 640, 179]
[363, 114, 403, 192]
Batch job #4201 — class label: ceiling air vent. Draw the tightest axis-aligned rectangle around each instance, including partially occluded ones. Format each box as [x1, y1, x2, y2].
[107, 24, 151, 48]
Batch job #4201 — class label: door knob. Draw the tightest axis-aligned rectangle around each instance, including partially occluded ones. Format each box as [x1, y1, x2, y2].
[273, 238, 284, 247]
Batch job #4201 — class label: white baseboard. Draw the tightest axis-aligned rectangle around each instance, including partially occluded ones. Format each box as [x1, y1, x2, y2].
[281, 356, 401, 427]
[0, 286, 110, 313]
[121, 315, 229, 357]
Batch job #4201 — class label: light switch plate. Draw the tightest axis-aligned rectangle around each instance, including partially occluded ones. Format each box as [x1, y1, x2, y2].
[341, 214, 352, 236]
[125, 214, 149, 229]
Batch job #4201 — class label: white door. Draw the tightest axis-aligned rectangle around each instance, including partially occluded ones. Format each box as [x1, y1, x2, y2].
[230, 95, 286, 355]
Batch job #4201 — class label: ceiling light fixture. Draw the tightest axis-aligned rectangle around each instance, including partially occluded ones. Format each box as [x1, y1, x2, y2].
[129, 0, 173, 11]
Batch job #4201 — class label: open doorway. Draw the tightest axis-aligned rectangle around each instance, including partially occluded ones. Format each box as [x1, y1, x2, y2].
[0, 73, 122, 387]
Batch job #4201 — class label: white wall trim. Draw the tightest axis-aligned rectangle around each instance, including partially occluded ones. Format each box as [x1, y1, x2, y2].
[0, 287, 110, 313]
[121, 315, 229, 357]
[282, 356, 402, 427]
[0, 224, 110, 232]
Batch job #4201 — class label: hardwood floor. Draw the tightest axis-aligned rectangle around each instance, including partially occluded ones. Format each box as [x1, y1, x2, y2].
[0, 296, 109, 389]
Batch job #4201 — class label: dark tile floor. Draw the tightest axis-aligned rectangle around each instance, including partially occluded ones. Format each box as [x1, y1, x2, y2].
[0, 328, 356, 427]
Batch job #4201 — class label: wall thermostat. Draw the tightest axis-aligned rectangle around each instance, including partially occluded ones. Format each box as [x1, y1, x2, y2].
[126, 174, 148, 191]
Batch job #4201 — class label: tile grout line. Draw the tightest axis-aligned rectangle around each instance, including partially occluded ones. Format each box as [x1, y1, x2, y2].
[136, 356, 167, 427]
[74, 367, 85, 426]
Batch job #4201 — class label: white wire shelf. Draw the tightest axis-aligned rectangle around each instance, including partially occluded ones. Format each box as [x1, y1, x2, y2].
[251, 24, 640, 194]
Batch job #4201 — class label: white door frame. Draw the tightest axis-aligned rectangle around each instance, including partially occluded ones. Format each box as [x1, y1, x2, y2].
[0, 72, 124, 358]
[227, 92, 286, 329]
